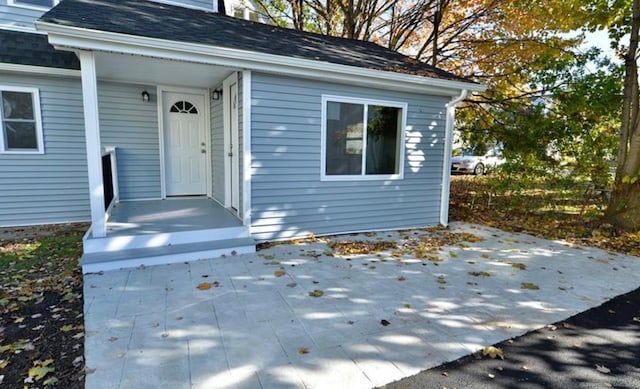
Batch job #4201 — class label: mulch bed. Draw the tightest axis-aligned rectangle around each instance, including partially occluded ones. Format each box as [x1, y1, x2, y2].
[1, 223, 88, 388]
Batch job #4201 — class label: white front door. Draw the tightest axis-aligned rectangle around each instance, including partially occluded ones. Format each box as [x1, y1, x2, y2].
[229, 82, 240, 211]
[163, 91, 207, 196]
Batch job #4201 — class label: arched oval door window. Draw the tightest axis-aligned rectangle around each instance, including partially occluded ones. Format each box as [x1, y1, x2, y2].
[170, 100, 199, 114]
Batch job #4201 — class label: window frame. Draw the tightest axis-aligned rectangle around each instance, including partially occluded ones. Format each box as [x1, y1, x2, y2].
[8, 0, 59, 11]
[0, 86, 45, 155]
[320, 95, 407, 181]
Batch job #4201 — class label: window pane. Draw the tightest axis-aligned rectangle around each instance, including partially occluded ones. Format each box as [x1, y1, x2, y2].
[325, 102, 364, 175]
[3, 122, 38, 150]
[15, 0, 54, 7]
[365, 105, 401, 174]
[2, 91, 34, 120]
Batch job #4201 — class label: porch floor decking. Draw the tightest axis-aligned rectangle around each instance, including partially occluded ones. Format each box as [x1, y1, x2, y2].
[81, 198, 254, 273]
[106, 198, 242, 236]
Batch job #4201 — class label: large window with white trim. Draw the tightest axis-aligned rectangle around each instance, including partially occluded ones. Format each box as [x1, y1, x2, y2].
[322, 95, 406, 180]
[0, 87, 44, 154]
[9, 0, 59, 9]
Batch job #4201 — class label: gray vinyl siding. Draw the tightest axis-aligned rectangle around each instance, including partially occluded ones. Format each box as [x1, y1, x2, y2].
[249, 73, 449, 241]
[0, 0, 47, 28]
[0, 72, 89, 227]
[211, 83, 224, 203]
[98, 82, 160, 200]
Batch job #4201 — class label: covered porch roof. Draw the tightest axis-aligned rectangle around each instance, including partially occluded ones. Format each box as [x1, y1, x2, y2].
[35, 0, 484, 96]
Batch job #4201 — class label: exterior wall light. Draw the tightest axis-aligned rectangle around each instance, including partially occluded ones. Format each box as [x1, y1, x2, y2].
[141, 90, 150, 103]
[212, 89, 223, 101]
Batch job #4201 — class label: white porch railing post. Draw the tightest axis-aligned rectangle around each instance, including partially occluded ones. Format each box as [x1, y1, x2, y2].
[78, 50, 106, 238]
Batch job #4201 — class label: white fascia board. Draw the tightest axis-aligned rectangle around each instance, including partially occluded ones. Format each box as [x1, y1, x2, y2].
[0, 63, 79, 77]
[36, 22, 485, 96]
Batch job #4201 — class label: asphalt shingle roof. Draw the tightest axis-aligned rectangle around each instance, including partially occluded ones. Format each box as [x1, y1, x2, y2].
[0, 29, 80, 70]
[39, 0, 470, 83]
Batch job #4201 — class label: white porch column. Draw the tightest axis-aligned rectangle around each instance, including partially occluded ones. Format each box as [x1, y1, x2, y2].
[78, 50, 106, 238]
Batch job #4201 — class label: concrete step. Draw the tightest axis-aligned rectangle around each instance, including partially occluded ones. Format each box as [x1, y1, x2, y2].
[80, 237, 256, 274]
[83, 226, 250, 253]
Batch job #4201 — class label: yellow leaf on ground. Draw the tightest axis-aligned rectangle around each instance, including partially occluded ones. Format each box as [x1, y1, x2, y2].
[521, 282, 540, 290]
[60, 324, 74, 332]
[196, 282, 212, 290]
[274, 270, 286, 277]
[308, 290, 323, 297]
[28, 365, 54, 381]
[298, 347, 309, 354]
[482, 346, 504, 360]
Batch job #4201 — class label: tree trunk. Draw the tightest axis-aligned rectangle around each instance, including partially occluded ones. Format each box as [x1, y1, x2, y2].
[605, 0, 640, 231]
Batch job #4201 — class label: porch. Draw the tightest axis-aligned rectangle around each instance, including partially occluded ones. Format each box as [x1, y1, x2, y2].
[80, 198, 255, 274]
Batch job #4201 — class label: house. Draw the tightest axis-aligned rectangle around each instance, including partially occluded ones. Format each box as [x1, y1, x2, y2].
[0, 0, 484, 273]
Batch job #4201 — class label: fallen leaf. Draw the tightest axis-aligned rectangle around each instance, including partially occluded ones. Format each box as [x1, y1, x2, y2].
[468, 271, 491, 277]
[481, 346, 504, 360]
[380, 319, 391, 326]
[298, 347, 309, 354]
[196, 282, 212, 290]
[60, 324, 74, 332]
[43, 376, 59, 385]
[596, 364, 611, 374]
[480, 254, 490, 259]
[521, 282, 540, 290]
[29, 365, 55, 381]
[286, 283, 297, 288]
[274, 270, 286, 277]
[398, 275, 406, 281]
[213, 281, 220, 288]
[511, 262, 526, 270]
[308, 290, 323, 297]
[403, 303, 411, 308]
[161, 332, 170, 338]
[441, 371, 449, 377]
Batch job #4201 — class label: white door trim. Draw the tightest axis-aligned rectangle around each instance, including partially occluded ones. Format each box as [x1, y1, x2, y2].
[222, 72, 239, 213]
[157, 85, 212, 199]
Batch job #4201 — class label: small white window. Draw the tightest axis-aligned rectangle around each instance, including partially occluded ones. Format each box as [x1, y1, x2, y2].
[8, 0, 59, 10]
[321, 95, 407, 181]
[0, 87, 44, 154]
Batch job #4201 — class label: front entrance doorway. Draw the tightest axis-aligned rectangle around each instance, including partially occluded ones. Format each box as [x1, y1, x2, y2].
[162, 91, 207, 196]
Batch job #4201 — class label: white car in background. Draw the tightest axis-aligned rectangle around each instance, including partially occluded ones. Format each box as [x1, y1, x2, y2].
[451, 148, 504, 175]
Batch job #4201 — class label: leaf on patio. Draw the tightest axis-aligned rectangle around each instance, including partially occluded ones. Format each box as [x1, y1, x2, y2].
[511, 262, 526, 270]
[308, 290, 323, 298]
[403, 303, 411, 308]
[481, 346, 504, 360]
[380, 319, 391, 326]
[480, 254, 490, 259]
[298, 347, 309, 354]
[196, 282, 212, 291]
[595, 364, 611, 374]
[436, 276, 446, 284]
[468, 271, 491, 277]
[398, 275, 406, 281]
[274, 270, 286, 277]
[213, 281, 220, 288]
[286, 283, 297, 288]
[521, 282, 540, 290]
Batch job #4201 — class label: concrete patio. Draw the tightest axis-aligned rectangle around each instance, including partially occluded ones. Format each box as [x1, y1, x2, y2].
[82, 223, 640, 388]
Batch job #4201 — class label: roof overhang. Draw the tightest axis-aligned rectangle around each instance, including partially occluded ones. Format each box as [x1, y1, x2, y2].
[36, 21, 485, 96]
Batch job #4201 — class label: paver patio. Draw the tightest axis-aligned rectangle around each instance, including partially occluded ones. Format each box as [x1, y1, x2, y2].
[82, 223, 640, 388]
